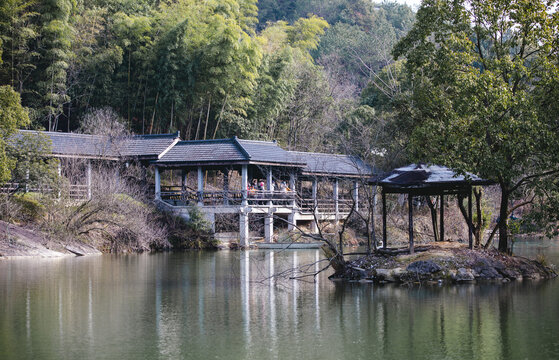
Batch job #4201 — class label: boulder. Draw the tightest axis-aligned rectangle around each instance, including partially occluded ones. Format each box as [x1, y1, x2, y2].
[407, 260, 442, 274]
[452, 267, 475, 282]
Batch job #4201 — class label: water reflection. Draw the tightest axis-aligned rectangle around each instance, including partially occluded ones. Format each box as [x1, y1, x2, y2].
[0, 246, 558, 360]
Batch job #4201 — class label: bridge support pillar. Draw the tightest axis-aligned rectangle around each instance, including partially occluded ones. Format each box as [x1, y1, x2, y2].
[265, 213, 274, 243]
[288, 212, 296, 231]
[239, 208, 250, 248]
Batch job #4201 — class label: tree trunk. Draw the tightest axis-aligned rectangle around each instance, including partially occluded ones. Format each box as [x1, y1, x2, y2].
[425, 196, 439, 242]
[474, 188, 483, 246]
[498, 187, 510, 253]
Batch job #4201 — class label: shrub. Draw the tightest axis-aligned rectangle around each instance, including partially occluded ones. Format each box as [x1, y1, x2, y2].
[12, 192, 46, 222]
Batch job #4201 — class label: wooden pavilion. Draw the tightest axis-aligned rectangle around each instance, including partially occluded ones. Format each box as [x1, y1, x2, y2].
[153, 137, 373, 246]
[378, 164, 492, 253]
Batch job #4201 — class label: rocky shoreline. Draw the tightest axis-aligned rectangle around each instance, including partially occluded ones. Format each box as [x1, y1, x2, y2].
[332, 243, 557, 284]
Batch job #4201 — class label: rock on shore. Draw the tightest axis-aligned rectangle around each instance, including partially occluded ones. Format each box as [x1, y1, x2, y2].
[332, 244, 557, 284]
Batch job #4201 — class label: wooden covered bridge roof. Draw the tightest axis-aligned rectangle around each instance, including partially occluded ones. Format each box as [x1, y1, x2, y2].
[15, 130, 374, 178]
[154, 137, 306, 167]
[288, 151, 372, 178]
[16, 130, 180, 161]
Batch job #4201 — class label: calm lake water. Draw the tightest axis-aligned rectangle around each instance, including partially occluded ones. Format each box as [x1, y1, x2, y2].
[1, 239, 558, 360]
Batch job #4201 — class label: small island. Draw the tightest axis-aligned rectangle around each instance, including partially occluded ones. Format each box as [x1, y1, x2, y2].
[331, 243, 557, 284]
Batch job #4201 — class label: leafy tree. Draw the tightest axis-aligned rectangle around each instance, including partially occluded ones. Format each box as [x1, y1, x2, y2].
[0, 0, 39, 94]
[393, 0, 559, 252]
[36, 0, 74, 131]
[0, 85, 30, 182]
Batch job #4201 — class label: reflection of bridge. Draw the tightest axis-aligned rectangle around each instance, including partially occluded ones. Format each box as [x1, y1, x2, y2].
[154, 138, 372, 246]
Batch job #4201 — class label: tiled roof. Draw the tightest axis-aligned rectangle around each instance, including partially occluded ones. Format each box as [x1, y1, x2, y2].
[379, 164, 492, 187]
[121, 133, 179, 158]
[288, 151, 373, 177]
[157, 139, 247, 163]
[237, 139, 303, 165]
[157, 137, 305, 166]
[16, 130, 179, 159]
[17, 130, 118, 158]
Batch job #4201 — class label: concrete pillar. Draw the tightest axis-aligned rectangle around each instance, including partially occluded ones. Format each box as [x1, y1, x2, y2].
[353, 180, 359, 211]
[241, 164, 248, 206]
[86, 160, 92, 200]
[289, 172, 296, 207]
[239, 209, 249, 247]
[333, 178, 339, 221]
[205, 211, 216, 233]
[197, 166, 203, 206]
[223, 170, 229, 205]
[155, 166, 161, 200]
[265, 211, 274, 243]
[288, 212, 296, 231]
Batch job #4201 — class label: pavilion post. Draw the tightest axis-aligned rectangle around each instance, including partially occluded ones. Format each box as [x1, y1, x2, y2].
[154, 166, 161, 200]
[382, 189, 387, 249]
[267, 166, 273, 207]
[333, 178, 339, 222]
[181, 169, 187, 188]
[440, 194, 444, 242]
[57, 162, 62, 199]
[311, 177, 318, 233]
[223, 170, 229, 205]
[289, 172, 296, 207]
[468, 188, 473, 249]
[353, 180, 359, 211]
[86, 159, 92, 200]
[408, 194, 414, 254]
[197, 166, 203, 206]
[288, 171, 296, 231]
[181, 169, 187, 202]
[241, 164, 248, 206]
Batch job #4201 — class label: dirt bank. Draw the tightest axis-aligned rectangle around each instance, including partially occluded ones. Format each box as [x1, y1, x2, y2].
[0, 221, 101, 258]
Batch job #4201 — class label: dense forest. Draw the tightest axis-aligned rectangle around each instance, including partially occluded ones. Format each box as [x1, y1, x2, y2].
[0, 0, 414, 153]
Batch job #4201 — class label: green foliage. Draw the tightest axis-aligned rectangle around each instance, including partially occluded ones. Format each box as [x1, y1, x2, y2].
[6, 131, 59, 191]
[392, 0, 559, 251]
[0, 85, 29, 182]
[12, 192, 46, 221]
[164, 206, 216, 250]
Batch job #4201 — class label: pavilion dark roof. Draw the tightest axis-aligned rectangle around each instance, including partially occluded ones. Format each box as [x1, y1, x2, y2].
[288, 151, 372, 177]
[156, 137, 305, 166]
[379, 164, 492, 191]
